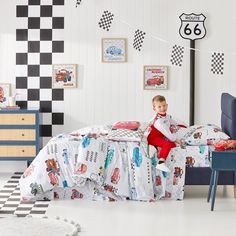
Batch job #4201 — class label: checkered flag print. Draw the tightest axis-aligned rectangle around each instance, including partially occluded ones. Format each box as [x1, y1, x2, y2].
[98, 10, 114, 31]
[170, 45, 184, 66]
[211, 52, 224, 75]
[16, 0, 65, 147]
[133, 29, 146, 51]
[76, 0, 82, 7]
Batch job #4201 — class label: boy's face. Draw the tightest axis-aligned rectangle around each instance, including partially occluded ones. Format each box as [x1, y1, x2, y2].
[153, 100, 168, 114]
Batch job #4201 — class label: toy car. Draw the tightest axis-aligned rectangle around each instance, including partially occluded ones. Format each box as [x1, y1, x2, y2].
[146, 76, 164, 86]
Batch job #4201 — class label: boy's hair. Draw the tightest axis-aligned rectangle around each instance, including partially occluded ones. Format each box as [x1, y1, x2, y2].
[152, 95, 166, 103]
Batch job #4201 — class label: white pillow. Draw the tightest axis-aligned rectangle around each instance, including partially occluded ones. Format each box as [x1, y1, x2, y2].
[185, 124, 230, 145]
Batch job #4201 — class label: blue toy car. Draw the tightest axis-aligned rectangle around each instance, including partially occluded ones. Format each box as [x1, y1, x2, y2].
[132, 147, 142, 167]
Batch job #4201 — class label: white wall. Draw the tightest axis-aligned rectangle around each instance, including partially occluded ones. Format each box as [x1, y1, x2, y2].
[0, 0, 236, 171]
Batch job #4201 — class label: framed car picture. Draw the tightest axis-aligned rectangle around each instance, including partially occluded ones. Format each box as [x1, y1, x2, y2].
[52, 64, 77, 88]
[143, 65, 168, 90]
[0, 83, 10, 107]
[102, 38, 127, 62]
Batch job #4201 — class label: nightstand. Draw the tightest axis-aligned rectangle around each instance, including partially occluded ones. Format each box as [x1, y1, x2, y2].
[207, 149, 236, 211]
[0, 109, 40, 166]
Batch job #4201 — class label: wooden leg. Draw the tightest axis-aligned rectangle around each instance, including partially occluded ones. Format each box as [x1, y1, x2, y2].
[234, 186, 236, 198]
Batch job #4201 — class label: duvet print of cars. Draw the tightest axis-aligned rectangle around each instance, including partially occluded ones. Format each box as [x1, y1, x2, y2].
[111, 167, 120, 184]
[132, 147, 142, 167]
[106, 46, 122, 55]
[82, 136, 90, 148]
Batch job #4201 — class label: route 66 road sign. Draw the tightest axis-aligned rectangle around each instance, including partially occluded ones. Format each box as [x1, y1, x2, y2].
[179, 13, 206, 40]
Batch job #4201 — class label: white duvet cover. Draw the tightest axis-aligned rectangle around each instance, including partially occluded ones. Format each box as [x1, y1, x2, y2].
[19, 133, 210, 202]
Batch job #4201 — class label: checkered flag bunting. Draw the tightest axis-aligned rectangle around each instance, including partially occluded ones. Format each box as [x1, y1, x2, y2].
[133, 29, 146, 51]
[98, 11, 114, 31]
[76, 0, 82, 7]
[170, 45, 184, 66]
[211, 52, 224, 75]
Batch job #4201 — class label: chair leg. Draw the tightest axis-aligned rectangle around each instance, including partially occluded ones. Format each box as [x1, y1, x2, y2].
[234, 186, 236, 198]
[211, 170, 219, 211]
[207, 170, 214, 202]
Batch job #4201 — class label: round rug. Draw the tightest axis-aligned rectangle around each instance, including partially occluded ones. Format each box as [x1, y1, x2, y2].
[0, 216, 80, 236]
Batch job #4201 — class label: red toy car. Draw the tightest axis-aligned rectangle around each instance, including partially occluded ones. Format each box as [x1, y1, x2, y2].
[111, 168, 120, 184]
[146, 76, 164, 86]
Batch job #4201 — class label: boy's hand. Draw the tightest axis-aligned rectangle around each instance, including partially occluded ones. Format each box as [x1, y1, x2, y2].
[175, 139, 181, 145]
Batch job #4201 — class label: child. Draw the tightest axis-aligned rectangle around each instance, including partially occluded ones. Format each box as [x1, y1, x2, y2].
[147, 95, 185, 172]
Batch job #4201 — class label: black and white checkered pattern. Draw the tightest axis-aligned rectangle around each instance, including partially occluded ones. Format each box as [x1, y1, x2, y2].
[98, 10, 114, 31]
[75, 0, 82, 7]
[16, 0, 65, 146]
[170, 44, 184, 66]
[211, 52, 224, 75]
[133, 29, 146, 51]
[0, 173, 49, 217]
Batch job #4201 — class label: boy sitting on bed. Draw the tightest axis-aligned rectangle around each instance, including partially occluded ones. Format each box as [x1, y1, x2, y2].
[147, 95, 186, 172]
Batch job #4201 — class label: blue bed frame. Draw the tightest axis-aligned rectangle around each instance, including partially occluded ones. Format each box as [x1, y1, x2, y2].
[185, 93, 236, 189]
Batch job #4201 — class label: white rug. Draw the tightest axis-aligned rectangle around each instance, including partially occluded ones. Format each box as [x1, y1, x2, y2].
[0, 216, 80, 236]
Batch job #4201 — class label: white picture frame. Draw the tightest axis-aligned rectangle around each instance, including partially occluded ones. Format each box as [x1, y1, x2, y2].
[143, 65, 168, 90]
[102, 38, 127, 63]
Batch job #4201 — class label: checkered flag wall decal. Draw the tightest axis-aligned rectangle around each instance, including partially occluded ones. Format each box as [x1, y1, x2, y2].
[170, 45, 184, 66]
[98, 11, 114, 31]
[133, 29, 146, 51]
[211, 52, 224, 75]
[76, 0, 82, 7]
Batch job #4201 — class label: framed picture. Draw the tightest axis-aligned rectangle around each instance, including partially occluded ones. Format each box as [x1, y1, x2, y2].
[143, 65, 168, 90]
[52, 64, 77, 88]
[0, 83, 10, 107]
[102, 38, 127, 62]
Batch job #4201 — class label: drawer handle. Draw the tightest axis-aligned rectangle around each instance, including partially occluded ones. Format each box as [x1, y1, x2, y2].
[21, 133, 25, 136]
[21, 118, 25, 121]
[22, 150, 25, 153]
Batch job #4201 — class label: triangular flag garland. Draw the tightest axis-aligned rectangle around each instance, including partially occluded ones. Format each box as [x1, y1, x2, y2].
[211, 52, 224, 75]
[75, 0, 82, 7]
[98, 11, 114, 31]
[133, 29, 146, 51]
[170, 45, 184, 67]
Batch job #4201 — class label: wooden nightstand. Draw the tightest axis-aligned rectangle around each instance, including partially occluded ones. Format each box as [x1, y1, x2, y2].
[207, 149, 236, 211]
[0, 109, 40, 166]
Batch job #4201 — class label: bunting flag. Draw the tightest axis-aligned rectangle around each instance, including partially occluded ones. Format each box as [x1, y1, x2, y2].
[211, 52, 224, 75]
[133, 29, 146, 51]
[170, 44, 184, 67]
[76, 0, 82, 7]
[98, 11, 114, 31]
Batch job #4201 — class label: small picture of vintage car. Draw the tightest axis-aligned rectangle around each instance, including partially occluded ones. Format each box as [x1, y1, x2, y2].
[55, 69, 72, 83]
[106, 46, 122, 55]
[111, 167, 120, 184]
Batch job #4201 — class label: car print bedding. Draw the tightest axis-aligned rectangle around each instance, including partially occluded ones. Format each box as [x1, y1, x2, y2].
[19, 125, 214, 202]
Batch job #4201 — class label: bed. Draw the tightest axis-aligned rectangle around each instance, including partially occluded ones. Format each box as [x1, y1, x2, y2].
[185, 93, 236, 197]
[19, 93, 236, 201]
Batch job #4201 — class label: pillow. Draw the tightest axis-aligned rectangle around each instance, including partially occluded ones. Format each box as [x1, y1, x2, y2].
[112, 121, 140, 131]
[106, 128, 144, 142]
[185, 124, 230, 145]
[214, 140, 236, 151]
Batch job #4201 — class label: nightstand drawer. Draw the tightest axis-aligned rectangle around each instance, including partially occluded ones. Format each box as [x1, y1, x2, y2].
[0, 114, 35, 125]
[0, 146, 36, 157]
[0, 129, 36, 141]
